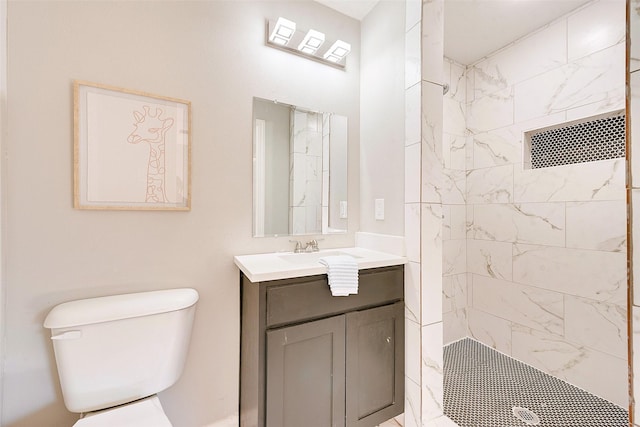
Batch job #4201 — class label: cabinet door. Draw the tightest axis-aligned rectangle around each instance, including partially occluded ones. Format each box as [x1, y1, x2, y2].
[346, 302, 404, 427]
[266, 315, 346, 427]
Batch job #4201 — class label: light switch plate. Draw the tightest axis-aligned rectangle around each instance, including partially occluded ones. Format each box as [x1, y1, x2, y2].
[375, 198, 384, 220]
[339, 201, 348, 219]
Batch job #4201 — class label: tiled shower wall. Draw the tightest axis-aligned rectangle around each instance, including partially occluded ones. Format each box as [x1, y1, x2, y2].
[404, 0, 453, 426]
[441, 0, 627, 407]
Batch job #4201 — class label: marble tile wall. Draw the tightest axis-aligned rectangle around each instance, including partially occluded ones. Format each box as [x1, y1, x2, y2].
[404, 0, 446, 425]
[441, 0, 628, 408]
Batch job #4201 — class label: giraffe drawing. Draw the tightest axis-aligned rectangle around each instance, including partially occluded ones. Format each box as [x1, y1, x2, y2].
[127, 105, 175, 203]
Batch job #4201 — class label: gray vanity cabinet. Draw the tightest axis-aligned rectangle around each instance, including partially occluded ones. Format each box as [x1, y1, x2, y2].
[266, 315, 346, 427]
[346, 302, 404, 427]
[240, 265, 404, 427]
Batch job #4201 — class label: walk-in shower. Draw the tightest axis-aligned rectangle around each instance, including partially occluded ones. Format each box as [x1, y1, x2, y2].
[441, 0, 628, 424]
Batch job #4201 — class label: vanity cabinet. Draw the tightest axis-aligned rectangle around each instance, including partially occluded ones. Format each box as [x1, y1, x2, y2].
[240, 265, 404, 427]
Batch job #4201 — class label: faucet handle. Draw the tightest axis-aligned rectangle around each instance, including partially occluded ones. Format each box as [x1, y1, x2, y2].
[306, 239, 320, 252]
[289, 239, 303, 253]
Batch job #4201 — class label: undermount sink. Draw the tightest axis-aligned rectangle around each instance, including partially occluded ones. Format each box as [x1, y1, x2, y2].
[279, 250, 361, 264]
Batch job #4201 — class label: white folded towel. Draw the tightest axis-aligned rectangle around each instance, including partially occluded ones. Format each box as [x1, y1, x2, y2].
[319, 255, 358, 297]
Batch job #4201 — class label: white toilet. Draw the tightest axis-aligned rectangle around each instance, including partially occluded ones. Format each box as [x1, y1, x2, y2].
[43, 288, 199, 426]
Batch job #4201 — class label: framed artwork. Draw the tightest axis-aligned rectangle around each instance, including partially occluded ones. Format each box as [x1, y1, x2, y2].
[74, 80, 191, 210]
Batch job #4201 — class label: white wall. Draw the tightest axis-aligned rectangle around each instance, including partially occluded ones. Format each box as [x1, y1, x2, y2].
[1, 1, 360, 426]
[360, 0, 405, 236]
[442, 0, 627, 407]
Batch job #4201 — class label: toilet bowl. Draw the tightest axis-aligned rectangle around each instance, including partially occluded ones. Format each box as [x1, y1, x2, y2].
[44, 288, 199, 425]
[73, 396, 171, 427]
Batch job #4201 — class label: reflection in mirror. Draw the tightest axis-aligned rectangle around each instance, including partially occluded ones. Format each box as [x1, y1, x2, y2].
[253, 97, 347, 237]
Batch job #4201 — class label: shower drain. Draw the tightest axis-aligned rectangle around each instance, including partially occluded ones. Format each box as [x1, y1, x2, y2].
[512, 407, 541, 425]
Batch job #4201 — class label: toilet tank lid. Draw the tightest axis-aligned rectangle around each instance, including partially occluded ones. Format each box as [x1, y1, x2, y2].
[44, 288, 199, 329]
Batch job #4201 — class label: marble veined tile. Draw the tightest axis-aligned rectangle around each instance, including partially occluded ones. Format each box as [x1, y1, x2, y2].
[441, 169, 466, 205]
[472, 275, 563, 335]
[422, 82, 444, 204]
[404, 377, 420, 427]
[422, 203, 443, 326]
[421, 0, 444, 85]
[405, 203, 421, 263]
[466, 62, 475, 103]
[466, 164, 513, 204]
[443, 309, 468, 345]
[405, 144, 420, 203]
[443, 273, 467, 314]
[467, 307, 512, 355]
[405, 83, 421, 146]
[564, 295, 626, 358]
[442, 132, 467, 170]
[470, 202, 565, 247]
[442, 204, 466, 240]
[405, 261, 420, 324]
[448, 135, 467, 171]
[567, 0, 625, 62]
[514, 158, 625, 203]
[472, 20, 566, 98]
[566, 200, 626, 252]
[467, 239, 513, 280]
[514, 43, 624, 123]
[513, 243, 626, 305]
[565, 98, 625, 122]
[449, 60, 466, 104]
[421, 322, 444, 424]
[443, 97, 466, 136]
[512, 325, 628, 408]
[405, 0, 420, 32]
[405, 23, 420, 89]
[406, 318, 421, 385]
[472, 127, 521, 169]
[467, 87, 514, 134]
[443, 239, 466, 277]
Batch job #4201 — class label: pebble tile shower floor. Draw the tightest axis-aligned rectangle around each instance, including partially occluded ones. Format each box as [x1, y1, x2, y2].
[443, 338, 628, 427]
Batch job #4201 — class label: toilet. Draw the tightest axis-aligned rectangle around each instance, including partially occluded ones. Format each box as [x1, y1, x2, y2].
[43, 288, 199, 426]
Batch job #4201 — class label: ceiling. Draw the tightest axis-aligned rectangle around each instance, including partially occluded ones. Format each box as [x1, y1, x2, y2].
[315, 0, 592, 65]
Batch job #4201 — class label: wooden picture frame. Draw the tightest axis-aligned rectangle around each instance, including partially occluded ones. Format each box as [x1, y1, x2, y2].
[74, 80, 191, 210]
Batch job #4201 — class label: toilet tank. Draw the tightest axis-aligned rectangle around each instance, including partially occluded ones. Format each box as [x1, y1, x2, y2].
[44, 288, 199, 413]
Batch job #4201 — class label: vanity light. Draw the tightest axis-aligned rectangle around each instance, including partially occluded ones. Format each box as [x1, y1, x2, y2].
[265, 17, 350, 69]
[298, 29, 325, 55]
[269, 17, 296, 46]
[323, 40, 351, 63]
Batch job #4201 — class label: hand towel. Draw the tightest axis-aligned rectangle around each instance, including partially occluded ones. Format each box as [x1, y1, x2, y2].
[319, 255, 358, 297]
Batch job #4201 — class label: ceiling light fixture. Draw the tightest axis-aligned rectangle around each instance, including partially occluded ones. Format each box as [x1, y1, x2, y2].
[269, 17, 296, 46]
[298, 29, 325, 55]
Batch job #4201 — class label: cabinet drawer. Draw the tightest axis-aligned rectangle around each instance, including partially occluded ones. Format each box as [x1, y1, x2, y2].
[266, 266, 403, 328]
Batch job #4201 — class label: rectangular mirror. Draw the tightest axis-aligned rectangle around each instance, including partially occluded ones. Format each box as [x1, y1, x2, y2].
[253, 97, 347, 237]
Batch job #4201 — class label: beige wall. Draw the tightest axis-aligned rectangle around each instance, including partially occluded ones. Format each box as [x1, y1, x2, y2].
[2, 1, 360, 426]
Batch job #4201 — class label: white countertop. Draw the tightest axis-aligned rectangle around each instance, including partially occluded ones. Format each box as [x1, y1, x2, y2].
[234, 247, 407, 282]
